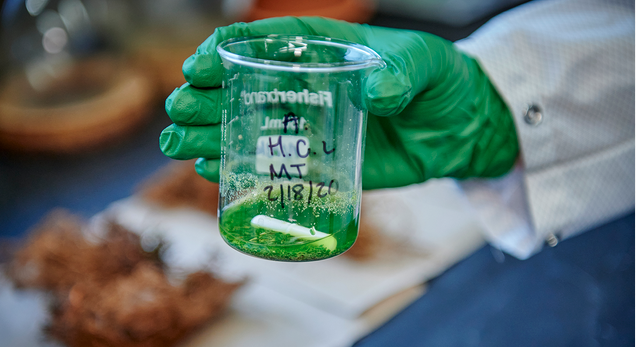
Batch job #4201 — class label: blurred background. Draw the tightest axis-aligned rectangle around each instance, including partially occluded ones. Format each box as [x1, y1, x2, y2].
[0, 1, 632, 347]
[0, 0, 530, 237]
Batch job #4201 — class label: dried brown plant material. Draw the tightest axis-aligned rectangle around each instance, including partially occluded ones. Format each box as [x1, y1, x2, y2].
[7, 210, 96, 291]
[6, 210, 161, 293]
[7, 210, 244, 347]
[344, 200, 383, 261]
[137, 160, 219, 215]
[47, 265, 242, 347]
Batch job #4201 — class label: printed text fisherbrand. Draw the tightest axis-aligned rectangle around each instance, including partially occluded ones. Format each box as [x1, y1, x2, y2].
[241, 89, 333, 108]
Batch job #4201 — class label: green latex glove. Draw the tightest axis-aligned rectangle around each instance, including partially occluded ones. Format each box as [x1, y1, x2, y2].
[160, 17, 519, 190]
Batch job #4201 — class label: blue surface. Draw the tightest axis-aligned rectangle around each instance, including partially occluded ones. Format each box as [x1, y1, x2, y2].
[353, 213, 635, 347]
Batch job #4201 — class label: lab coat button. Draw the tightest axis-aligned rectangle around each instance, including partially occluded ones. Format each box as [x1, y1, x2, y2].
[546, 233, 559, 247]
[523, 104, 543, 126]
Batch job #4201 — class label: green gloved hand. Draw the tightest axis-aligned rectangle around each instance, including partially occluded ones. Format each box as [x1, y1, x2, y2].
[160, 17, 519, 190]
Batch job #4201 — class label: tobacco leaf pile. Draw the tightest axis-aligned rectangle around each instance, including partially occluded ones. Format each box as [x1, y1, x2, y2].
[5, 210, 243, 347]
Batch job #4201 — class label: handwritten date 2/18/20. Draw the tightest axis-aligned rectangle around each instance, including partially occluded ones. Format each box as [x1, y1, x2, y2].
[263, 181, 338, 208]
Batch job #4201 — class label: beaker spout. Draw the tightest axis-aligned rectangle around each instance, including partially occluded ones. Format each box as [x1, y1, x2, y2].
[370, 58, 387, 69]
[362, 58, 387, 77]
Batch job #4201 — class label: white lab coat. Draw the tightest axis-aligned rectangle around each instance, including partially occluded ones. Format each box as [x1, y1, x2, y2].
[455, 0, 635, 258]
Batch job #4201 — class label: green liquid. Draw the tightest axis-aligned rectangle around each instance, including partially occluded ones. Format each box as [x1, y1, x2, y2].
[219, 186, 359, 262]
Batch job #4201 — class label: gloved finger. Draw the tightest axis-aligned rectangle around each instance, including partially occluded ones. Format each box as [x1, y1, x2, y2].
[195, 158, 220, 183]
[364, 29, 433, 117]
[365, 56, 413, 117]
[159, 124, 221, 160]
[183, 17, 316, 88]
[362, 115, 424, 189]
[165, 83, 222, 126]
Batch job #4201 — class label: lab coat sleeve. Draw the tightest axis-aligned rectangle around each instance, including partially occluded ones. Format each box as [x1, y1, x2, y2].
[454, 0, 635, 258]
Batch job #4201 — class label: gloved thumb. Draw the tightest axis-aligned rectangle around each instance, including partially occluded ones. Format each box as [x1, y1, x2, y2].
[362, 29, 432, 117]
[365, 53, 413, 117]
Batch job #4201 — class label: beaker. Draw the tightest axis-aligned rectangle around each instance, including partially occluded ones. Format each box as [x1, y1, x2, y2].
[217, 35, 384, 261]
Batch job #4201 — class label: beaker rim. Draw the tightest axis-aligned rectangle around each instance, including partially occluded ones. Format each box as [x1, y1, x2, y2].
[217, 35, 385, 73]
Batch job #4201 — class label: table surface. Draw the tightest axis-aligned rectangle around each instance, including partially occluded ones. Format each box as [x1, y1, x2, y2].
[1, 9, 634, 347]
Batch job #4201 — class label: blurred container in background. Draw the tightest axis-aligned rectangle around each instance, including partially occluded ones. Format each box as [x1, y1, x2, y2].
[0, 0, 156, 154]
[0, 0, 232, 155]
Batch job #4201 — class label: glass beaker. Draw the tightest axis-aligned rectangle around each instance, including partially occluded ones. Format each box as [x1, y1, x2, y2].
[217, 35, 384, 261]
